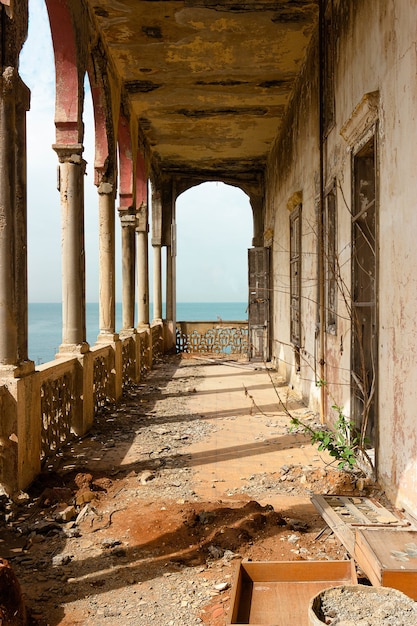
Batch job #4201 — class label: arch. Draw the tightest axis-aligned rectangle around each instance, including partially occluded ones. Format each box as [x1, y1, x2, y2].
[87, 44, 117, 186]
[174, 177, 263, 246]
[45, 0, 82, 144]
[136, 151, 148, 209]
[176, 182, 253, 305]
[118, 112, 134, 209]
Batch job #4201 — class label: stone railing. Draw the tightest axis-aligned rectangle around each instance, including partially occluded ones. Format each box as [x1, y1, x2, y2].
[92, 344, 114, 413]
[0, 322, 164, 493]
[176, 321, 249, 355]
[39, 357, 77, 460]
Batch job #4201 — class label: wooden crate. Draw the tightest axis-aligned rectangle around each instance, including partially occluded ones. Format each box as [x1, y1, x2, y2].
[355, 528, 417, 600]
[227, 560, 357, 625]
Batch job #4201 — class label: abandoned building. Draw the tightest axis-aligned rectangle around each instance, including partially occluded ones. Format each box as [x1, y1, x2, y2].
[1, 0, 417, 530]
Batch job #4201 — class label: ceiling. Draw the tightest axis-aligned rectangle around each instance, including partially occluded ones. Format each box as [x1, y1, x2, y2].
[89, 1, 319, 187]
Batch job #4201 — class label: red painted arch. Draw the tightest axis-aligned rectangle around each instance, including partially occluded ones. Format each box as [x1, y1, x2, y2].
[136, 151, 147, 208]
[118, 113, 134, 209]
[45, 0, 81, 145]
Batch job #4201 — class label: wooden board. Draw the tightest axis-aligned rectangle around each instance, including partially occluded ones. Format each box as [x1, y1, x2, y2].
[228, 560, 357, 625]
[355, 528, 417, 599]
[311, 495, 410, 555]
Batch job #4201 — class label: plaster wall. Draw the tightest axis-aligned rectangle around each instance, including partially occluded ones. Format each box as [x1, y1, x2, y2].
[266, 0, 417, 514]
[265, 31, 322, 414]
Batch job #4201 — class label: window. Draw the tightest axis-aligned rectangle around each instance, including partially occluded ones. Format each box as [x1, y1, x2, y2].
[324, 184, 337, 333]
[290, 205, 301, 350]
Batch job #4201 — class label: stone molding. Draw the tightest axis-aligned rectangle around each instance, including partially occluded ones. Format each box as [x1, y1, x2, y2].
[340, 91, 379, 146]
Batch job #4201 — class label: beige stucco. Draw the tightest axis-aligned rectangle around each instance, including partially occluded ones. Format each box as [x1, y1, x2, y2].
[265, 0, 417, 514]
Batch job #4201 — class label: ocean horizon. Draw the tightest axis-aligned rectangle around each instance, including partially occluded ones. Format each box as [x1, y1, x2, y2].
[28, 301, 248, 365]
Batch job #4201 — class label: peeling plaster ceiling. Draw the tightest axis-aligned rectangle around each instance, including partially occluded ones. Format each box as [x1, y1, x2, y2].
[88, 0, 319, 184]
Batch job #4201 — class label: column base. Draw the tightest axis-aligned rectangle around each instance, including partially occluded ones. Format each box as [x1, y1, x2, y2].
[119, 328, 136, 339]
[57, 342, 90, 357]
[0, 360, 35, 379]
[95, 332, 120, 344]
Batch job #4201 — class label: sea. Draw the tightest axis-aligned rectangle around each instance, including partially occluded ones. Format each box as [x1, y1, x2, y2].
[28, 302, 248, 365]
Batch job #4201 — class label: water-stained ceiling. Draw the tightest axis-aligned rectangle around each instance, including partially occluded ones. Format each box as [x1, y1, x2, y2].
[89, 1, 319, 186]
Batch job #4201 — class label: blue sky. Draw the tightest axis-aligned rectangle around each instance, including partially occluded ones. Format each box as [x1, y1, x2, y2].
[19, 0, 253, 303]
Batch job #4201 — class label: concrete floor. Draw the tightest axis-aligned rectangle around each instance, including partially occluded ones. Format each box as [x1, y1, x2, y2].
[175, 356, 331, 510]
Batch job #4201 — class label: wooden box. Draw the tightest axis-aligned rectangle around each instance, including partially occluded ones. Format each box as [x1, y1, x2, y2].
[355, 528, 417, 599]
[228, 560, 357, 625]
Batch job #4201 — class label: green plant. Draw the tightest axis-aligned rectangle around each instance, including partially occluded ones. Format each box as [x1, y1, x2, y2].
[290, 404, 361, 470]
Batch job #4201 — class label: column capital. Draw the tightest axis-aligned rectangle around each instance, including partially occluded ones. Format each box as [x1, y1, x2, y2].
[97, 181, 114, 196]
[52, 143, 84, 163]
[136, 201, 148, 232]
[118, 207, 136, 228]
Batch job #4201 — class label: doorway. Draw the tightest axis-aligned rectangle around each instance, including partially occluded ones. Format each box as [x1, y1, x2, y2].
[351, 136, 378, 452]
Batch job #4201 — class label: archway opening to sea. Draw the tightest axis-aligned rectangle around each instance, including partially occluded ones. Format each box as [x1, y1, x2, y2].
[175, 182, 253, 322]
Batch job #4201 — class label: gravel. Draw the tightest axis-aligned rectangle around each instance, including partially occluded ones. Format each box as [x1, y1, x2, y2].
[315, 585, 417, 625]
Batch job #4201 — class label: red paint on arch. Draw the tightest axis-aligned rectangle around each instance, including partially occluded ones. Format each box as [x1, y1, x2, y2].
[88, 71, 112, 185]
[45, 0, 81, 144]
[136, 151, 147, 207]
[118, 113, 134, 209]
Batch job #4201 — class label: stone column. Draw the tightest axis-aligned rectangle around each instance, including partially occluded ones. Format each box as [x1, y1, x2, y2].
[153, 244, 162, 322]
[136, 202, 149, 327]
[0, 66, 40, 494]
[151, 188, 163, 322]
[97, 179, 118, 341]
[54, 144, 89, 354]
[0, 67, 18, 365]
[119, 209, 136, 331]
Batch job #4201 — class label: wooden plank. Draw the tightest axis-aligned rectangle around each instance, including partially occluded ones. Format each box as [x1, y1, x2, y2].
[242, 559, 355, 583]
[248, 580, 347, 626]
[311, 495, 356, 554]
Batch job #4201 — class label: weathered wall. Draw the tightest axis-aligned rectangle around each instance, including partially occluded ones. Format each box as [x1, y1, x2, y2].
[265, 29, 322, 414]
[266, 0, 417, 514]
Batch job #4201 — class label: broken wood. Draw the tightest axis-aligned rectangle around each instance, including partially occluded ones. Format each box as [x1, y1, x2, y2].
[311, 495, 409, 554]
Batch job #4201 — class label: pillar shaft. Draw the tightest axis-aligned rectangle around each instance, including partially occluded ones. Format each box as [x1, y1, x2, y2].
[98, 182, 116, 337]
[153, 244, 162, 321]
[137, 229, 149, 326]
[54, 145, 87, 350]
[0, 68, 18, 364]
[0, 68, 31, 367]
[120, 212, 136, 330]
[166, 245, 173, 321]
[15, 75, 31, 363]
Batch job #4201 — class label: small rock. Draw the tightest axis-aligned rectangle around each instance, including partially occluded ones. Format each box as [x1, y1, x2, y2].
[75, 490, 96, 506]
[56, 505, 77, 522]
[138, 470, 155, 484]
[52, 554, 72, 567]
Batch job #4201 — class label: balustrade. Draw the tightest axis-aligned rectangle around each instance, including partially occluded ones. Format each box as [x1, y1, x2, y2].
[176, 321, 249, 355]
[0, 320, 249, 490]
[39, 360, 76, 460]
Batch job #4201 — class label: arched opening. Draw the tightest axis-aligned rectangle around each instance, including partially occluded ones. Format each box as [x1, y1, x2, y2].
[176, 182, 252, 321]
[20, 0, 60, 364]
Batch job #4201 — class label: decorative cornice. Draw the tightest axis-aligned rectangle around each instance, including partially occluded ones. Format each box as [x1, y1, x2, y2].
[340, 91, 379, 146]
[287, 191, 303, 212]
